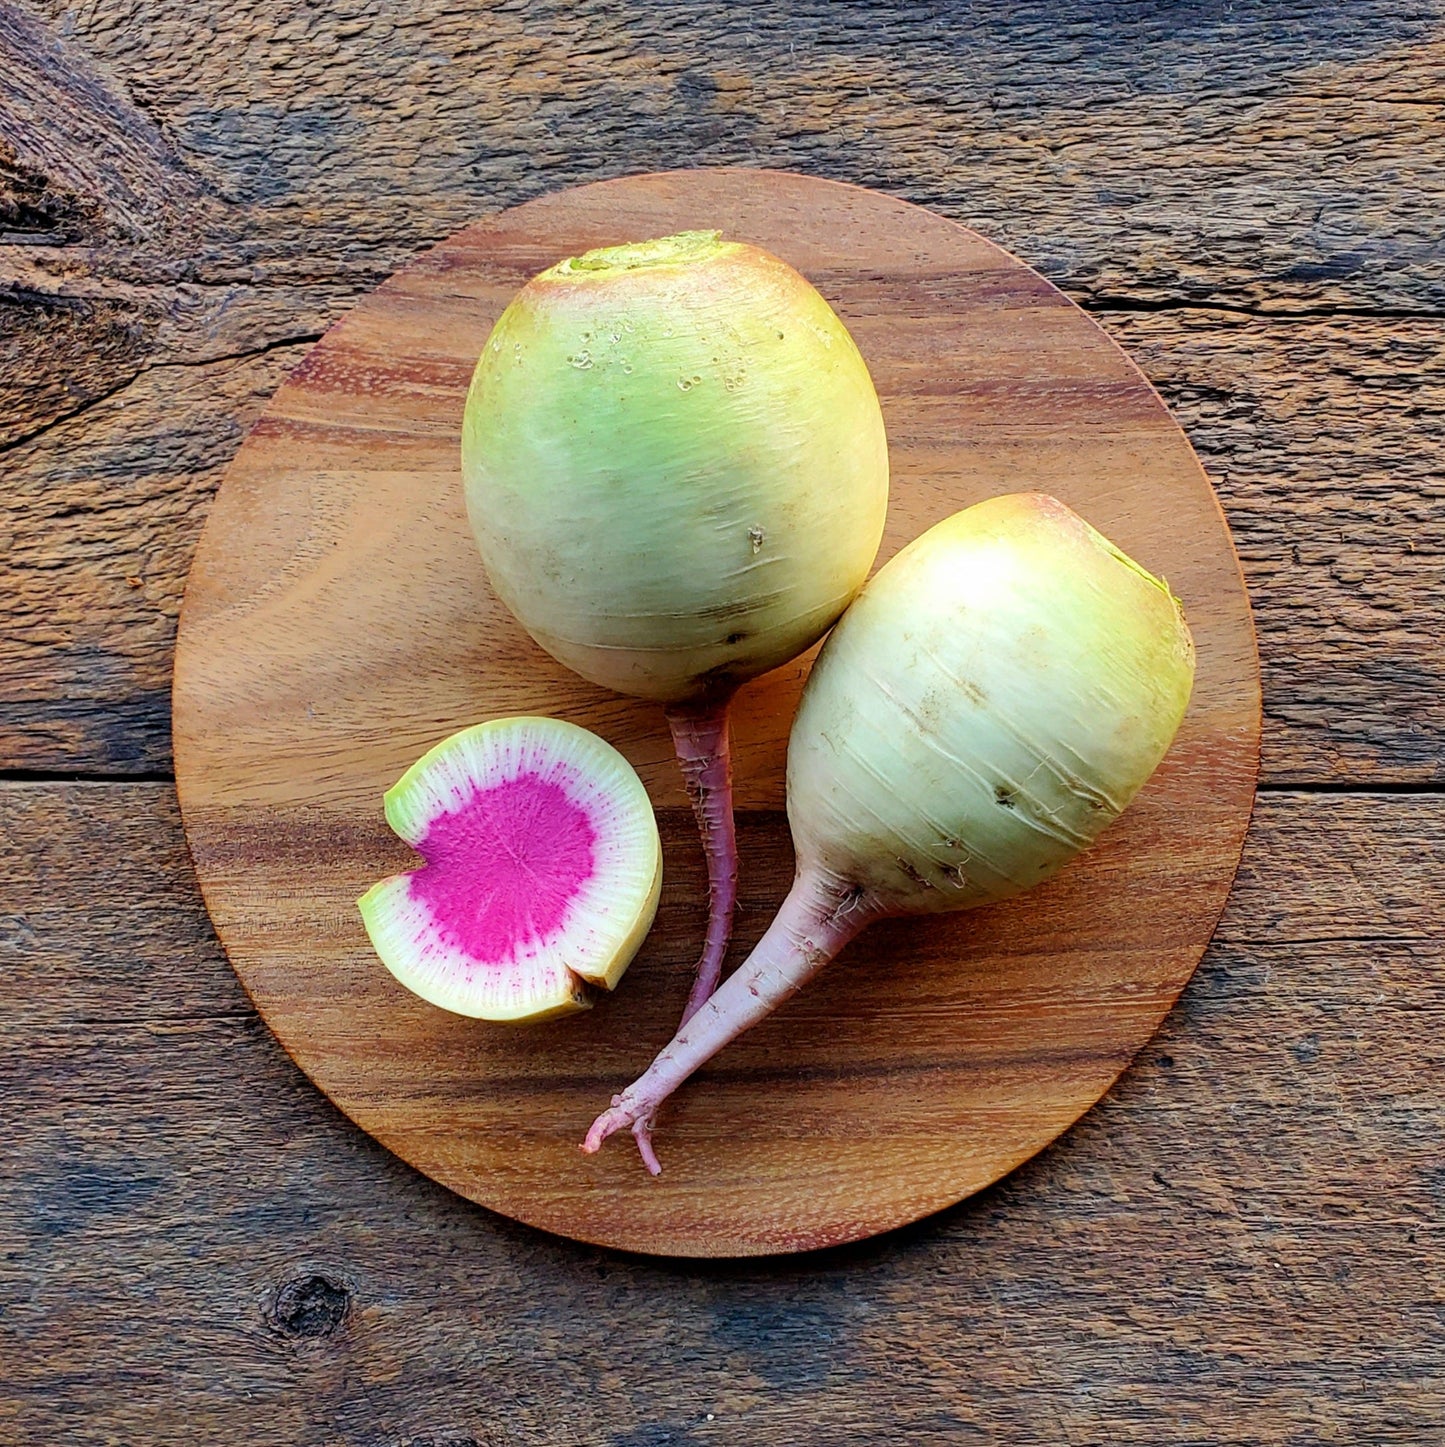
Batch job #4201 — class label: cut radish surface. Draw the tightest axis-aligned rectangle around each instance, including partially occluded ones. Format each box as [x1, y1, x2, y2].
[358, 717, 662, 1023]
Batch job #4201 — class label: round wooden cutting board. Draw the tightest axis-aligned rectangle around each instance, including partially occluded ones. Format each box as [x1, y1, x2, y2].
[173, 169, 1259, 1258]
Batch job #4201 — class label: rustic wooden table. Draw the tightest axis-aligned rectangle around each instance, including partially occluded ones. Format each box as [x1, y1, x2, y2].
[3, 3, 1441, 1442]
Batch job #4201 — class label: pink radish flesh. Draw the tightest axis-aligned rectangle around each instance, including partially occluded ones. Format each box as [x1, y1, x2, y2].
[410, 773, 596, 964]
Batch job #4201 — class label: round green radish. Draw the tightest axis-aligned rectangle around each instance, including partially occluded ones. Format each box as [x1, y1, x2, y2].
[358, 717, 661, 1024]
[583, 494, 1196, 1171]
[462, 229, 887, 704]
[462, 229, 889, 1026]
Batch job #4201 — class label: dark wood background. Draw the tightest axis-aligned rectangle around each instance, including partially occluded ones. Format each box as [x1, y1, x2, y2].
[2, 1, 1441, 1441]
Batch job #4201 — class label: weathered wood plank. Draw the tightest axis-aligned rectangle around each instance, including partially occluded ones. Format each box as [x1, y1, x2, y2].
[0, 0, 196, 246]
[1, 783, 1440, 1442]
[0, 344, 313, 770]
[3, 2, 1438, 1436]
[8, 0, 1444, 312]
[1107, 310, 1445, 786]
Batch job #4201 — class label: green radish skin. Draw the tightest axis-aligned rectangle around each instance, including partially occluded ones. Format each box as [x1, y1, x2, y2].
[462, 230, 889, 1027]
[462, 230, 888, 704]
[582, 493, 1196, 1173]
[788, 492, 1196, 912]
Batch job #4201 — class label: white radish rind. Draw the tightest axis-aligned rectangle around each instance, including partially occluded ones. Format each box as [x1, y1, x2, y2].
[358, 716, 662, 1024]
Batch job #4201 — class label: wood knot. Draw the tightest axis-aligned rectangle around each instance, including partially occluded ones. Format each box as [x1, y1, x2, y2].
[268, 1272, 351, 1339]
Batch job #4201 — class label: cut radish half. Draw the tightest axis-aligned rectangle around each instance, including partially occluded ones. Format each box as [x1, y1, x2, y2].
[358, 717, 662, 1023]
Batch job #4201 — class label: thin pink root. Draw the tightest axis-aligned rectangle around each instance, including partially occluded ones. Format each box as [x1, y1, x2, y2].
[581, 698, 736, 1179]
[666, 698, 739, 1026]
[581, 1098, 662, 1175]
[581, 872, 882, 1175]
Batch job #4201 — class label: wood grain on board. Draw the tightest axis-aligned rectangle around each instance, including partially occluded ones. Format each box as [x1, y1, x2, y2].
[171, 170, 1259, 1255]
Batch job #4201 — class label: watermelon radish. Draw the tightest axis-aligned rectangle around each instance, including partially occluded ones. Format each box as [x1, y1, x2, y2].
[583, 495, 1196, 1170]
[462, 230, 889, 1028]
[358, 717, 662, 1024]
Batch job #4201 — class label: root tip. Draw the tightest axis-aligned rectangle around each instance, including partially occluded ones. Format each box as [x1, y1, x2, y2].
[582, 1111, 620, 1156]
[633, 1118, 663, 1176]
[582, 1105, 663, 1175]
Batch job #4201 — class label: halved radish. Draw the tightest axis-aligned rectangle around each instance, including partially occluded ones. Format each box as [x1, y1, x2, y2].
[358, 716, 662, 1023]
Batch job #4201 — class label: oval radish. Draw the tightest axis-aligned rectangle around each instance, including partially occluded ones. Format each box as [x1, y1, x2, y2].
[358, 717, 661, 1024]
[583, 494, 1196, 1171]
[462, 230, 889, 1024]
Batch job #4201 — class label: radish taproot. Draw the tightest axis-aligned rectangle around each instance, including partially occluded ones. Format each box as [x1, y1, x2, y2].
[461, 230, 888, 1025]
[582, 494, 1196, 1172]
[359, 717, 661, 1024]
